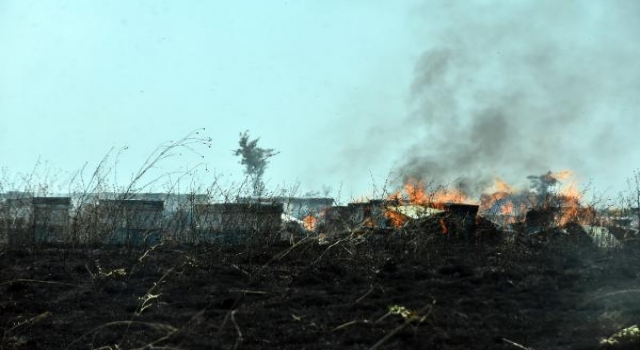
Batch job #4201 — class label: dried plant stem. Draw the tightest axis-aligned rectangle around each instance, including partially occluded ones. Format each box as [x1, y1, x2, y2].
[0, 279, 77, 287]
[581, 289, 640, 306]
[355, 285, 376, 304]
[65, 321, 177, 350]
[368, 301, 435, 350]
[231, 310, 243, 350]
[252, 236, 313, 277]
[313, 237, 351, 264]
[130, 309, 206, 350]
[4, 311, 51, 336]
[501, 338, 536, 350]
[228, 289, 269, 295]
[229, 263, 251, 277]
[331, 319, 370, 332]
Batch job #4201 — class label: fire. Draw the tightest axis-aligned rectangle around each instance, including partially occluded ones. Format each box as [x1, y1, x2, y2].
[382, 170, 590, 230]
[390, 179, 471, 206]
[431, 187, 469, 206]
[439, 218, 448, 234]
[403, 180, 429, 204]
[479, 178, 515, 214]
[385, 210, 409, 228]
[302, 215, 317, 231]
[387, 180, 429, 205]
[559, 180, 580, 200]
[480, 170, 588, 226]
[500, 201, 515, 216]
[551, 170, 574, 180]
[557, 180, 582, 226]
[363, 217, 376, 228]
[494, 178, 515, 193]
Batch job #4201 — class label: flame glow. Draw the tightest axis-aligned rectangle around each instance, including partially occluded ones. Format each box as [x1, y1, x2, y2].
[439, 218, 448, 234]
[390, 179, 471, 206]
[302, 215, 317, 231]
[384, 170, 590, 229]
[385, 210, 409, 228]
[557, 180, 582, 226]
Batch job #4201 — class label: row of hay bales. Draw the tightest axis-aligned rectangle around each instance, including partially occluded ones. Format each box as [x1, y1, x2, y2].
[0, 197, 283, 247]
[3, 195, 626, 249]
[323, 200, 480, 233]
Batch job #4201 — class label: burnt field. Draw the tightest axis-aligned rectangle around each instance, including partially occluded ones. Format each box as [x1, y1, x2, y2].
[1, 232, 640, 350]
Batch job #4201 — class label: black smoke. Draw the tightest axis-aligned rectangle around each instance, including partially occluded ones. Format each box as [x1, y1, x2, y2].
[393, 0, 640, 196]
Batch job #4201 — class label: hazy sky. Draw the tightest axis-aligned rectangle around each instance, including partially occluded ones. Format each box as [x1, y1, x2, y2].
[1, 1, 639, 201]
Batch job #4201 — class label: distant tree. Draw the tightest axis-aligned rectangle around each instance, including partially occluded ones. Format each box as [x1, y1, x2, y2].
[625, 169, 640, 225]
[233, 130, 279, 196]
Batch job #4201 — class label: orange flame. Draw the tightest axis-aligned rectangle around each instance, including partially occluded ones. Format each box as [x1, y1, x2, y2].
[387, 171, 589, 228]
[302, 215, 318, 231]
[500, 201, 515, 216]
[390, 179, 471, 207]
[363, 217, 376, 228]
[404, 180, 429, 204]
[479, 178, 515, 214]
[494, 178, 515, 193]
[551, 170, 574, 180]
[385, 210, 409, 228]
[439, 218, 448, 235]
[557, 180, 582, 225]
[479, 173, 583, 215]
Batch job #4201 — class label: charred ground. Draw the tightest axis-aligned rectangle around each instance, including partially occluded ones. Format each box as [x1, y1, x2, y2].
[1, 227, 640, 350]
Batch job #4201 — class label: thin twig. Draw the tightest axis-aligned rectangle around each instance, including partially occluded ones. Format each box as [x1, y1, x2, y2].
[231, 310, 243, 350]
[229, 263, 251, 277]
[219, 309, 232, 336]
[229, 289, 269, 295]
[501, 338, 536, 350]
[135, 267, 175, 315]
[130, 310, 206, 350]
[252, 236, 313, 277]
[581, 289, 640, 306]
[5, 311, 51, 335]
[331, 319, 370, 332]
[368, 301, 435, 350]
[313, 237, 351, 264]
[65, 321, 177, 350]
[0, 279, 77, 287]
[355, 285, 376, 305]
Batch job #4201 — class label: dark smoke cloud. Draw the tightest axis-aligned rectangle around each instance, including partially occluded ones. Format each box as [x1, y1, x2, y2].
[393, 0, 640, 195]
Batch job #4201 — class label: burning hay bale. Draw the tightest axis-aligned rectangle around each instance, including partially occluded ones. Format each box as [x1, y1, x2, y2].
[524, 221, 620, 250]
[320, 196, 502, 243]
[323, 206, 354, 233]
[441, 203, 479, 234]
[386, 204, 443, 221]
[525, 207, 558, 234]
[474, 215, 501, 241]
[400, 204, 501, 243]
[402, 212, 453, 235]
[518, 201, 628, 249]
[314, 172, 590, 244]
[401, 212, 500, 242]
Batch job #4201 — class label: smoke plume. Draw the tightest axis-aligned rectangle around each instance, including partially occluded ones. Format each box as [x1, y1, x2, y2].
[394, 0, 640, 195]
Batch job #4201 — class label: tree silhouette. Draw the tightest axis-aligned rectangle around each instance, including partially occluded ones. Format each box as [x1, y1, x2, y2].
[233, 130, 279, 196]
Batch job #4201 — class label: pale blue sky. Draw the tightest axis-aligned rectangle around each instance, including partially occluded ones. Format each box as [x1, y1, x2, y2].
[1, 1, 639, 201]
